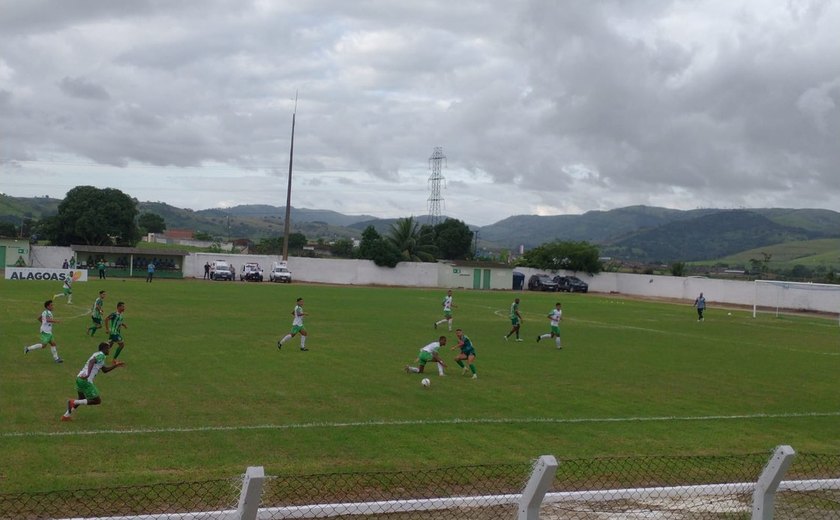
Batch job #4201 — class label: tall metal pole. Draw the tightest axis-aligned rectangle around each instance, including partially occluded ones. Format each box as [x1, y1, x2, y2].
[282, 93, 297, 261]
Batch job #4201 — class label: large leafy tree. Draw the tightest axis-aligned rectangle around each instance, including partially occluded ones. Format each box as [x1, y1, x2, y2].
[433, 218, 473, 260]
[358, 225, 401, 267]
[521, 240, 602, 274]
[387, 216, 436, 262]
[42, 186, 141, 246]
[253, 232, 307, 254]
[138, 212, 167, 234]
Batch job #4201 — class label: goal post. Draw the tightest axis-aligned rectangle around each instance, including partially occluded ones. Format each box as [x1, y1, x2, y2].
[753, 279, 840, 325]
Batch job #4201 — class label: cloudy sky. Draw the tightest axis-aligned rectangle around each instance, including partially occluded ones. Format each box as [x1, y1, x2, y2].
[1, 1, 838, 226]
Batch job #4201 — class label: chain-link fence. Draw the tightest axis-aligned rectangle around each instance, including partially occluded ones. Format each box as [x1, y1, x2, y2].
[0, 451, 837, 519]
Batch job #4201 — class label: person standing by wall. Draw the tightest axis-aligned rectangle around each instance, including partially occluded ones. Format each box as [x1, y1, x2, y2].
[97, 259, 107, 280]
[146, 262, 155, 282]
[693, 292, 706, 322]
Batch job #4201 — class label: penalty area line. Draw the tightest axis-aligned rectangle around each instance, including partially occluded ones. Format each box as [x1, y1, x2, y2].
[3, 411, 839, 439]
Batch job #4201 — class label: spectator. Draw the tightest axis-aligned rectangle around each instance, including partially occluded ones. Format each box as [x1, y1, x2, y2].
[62, 259, 69, 269]
[204, 262, 210, 280]
[146, 262, 155, 283]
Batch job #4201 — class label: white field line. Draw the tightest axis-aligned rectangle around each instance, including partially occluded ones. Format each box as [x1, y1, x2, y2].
[3, 411, 839, 439]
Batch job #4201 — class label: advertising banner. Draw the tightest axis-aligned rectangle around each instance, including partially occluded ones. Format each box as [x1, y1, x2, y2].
[4, 268, 89, 282]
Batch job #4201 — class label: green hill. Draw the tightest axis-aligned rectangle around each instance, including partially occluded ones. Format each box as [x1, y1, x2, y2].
[706, 238, 840, 269]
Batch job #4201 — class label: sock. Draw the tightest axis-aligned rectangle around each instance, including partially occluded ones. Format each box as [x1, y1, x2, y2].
[437, 364, 445, 376]
[54, 294, 63, 299]
[113, 345, 124, 360]
[74, 399, 88, 407]
[555, 338, 562, 348]
[540, 334, 551, 340]
[447, 319, 452, 331]
[408, 366, 420, 373]
[435, 319, 445, 326]
[469, 363, 476, 375]
[279, 334, 292, 345]
[456, 360, 465, 368]
[26, 343, 43, 352]
[50, 346, 59, 360]
[300, 336, 307, 348]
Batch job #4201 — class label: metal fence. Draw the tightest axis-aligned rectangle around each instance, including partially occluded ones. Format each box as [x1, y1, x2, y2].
[1, 448, 837, 520]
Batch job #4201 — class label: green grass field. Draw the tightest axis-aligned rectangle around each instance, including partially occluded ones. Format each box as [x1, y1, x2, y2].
[1, 277, 838, 494]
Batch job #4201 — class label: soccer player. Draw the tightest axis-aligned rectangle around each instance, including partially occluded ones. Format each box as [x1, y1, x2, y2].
[61, 342, 125, 421]
[537, 302, 563, 349]
[53, 273, 73, 304]
[24, 300, 63, 363]
[405, 336, 447, 376]
[87, 290, 106, 336]
[105, 301, 128, 363]
[434, 289, 455, 331]
[452, 328, 477, 379]
[277, 297, 309, 351]
[504, 297, 524, 341]
[693, 292, 706, 321]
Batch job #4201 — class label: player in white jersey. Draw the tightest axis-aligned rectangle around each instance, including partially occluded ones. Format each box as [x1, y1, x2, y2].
[537, 302, 563, 349]
[62, 342, 124, 421]
[434, 290, 455, 331]
[405, 336, 448, 376]
[277, 297, 309, 351]
[24, 300, 63, 363]
[53, 273, 73, 304]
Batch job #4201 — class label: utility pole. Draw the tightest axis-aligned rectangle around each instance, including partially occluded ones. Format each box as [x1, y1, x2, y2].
[427, 146, 446, 226]
[282, 93, 297, 262]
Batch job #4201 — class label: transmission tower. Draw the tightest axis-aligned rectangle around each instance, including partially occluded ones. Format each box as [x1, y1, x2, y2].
[427, 146, 447, 225]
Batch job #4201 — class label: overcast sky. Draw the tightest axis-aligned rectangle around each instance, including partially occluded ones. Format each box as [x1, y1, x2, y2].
[1, 1, 838, 226]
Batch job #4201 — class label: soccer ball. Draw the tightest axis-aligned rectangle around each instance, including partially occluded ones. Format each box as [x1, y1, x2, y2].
[727, 312, 732, 316]
[421, 378, 431, 388]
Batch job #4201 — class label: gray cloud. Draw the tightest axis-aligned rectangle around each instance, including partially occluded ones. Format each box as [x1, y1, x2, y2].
[0, 0, 838, 225]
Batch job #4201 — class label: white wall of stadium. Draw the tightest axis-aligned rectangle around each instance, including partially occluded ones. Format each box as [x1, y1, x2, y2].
[16, 246, 840, 313]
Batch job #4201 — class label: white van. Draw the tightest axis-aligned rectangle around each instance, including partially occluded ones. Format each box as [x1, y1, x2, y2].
[210, 260, 233, 281]
[269, 261, 292, 283]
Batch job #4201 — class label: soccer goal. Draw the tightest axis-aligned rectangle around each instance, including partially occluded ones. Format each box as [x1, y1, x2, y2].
[753, 279, 840, 324]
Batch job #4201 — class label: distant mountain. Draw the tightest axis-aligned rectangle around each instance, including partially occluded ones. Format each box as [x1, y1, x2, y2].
[600, 210, 819, 262]
[478, 206, 720, 248]
[3, 194, 839, 263]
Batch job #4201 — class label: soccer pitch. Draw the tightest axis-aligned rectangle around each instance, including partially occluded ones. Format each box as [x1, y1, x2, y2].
[1, 277, 838, 493]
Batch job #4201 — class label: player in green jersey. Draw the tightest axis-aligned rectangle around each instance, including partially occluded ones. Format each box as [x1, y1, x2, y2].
[537, 302, 563, 349]
[504, 297, 523, 341]
[452, 328, 477, 379]
[24, 300, 63, 363]
[105, 301, 128, 363]
[87, 290, 106, 336]
[62, 342, 125, 421]
[278, 297, 309, 351]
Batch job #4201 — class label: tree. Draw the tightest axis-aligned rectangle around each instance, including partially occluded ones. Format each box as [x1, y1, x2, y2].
[0, 221, 16, 237]
[330, 238, 355, 258]
[520, 240, 602, 274]
[138, 212, 167, 234]
[387, 216, 436, 262]
[287, 232, 307, 251]
[41, 186, 141, 246]
[433, 218, 473, 260]
[359, 225, 401, 267]
[670, 261, 686, 277]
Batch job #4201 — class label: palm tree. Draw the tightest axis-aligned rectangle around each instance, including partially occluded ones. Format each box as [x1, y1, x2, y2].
[387, 217, 437, 262]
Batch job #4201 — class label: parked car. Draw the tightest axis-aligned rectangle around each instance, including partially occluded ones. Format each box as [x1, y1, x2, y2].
[210, 260, 233, 281]
[269, 262, 292, 283]
[554, 275, 589, 293]
[527, 274, 559, 291]
[240, 262, 264, 282]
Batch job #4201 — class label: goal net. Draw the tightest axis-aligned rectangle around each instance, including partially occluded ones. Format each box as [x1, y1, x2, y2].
[753, 279, 840, 324]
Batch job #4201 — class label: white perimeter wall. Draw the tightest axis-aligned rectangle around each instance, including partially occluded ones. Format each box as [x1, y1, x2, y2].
[515, 267, 840, 314]
[25, 247, 840, 313]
